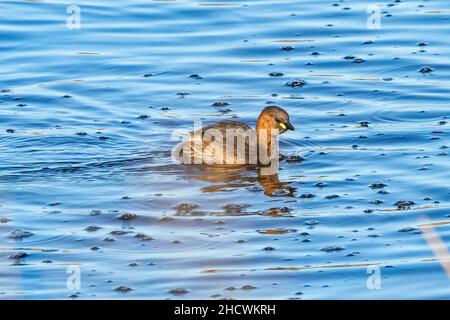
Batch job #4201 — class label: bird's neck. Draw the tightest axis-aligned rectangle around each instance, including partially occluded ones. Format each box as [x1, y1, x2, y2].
[256, 114, 278, 158]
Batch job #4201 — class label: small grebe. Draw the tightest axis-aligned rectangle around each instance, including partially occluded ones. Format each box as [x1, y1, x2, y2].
[174, 106, 294, 166]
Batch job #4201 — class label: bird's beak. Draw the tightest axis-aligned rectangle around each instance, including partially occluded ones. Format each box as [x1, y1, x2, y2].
[285, 120, 295, 131]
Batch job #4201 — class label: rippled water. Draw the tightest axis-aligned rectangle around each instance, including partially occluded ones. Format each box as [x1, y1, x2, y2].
[1, 0, 450, 299]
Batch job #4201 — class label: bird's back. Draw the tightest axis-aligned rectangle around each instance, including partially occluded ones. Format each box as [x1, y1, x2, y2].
[174, 120, 256, 165]
[201, 120, 252, 133]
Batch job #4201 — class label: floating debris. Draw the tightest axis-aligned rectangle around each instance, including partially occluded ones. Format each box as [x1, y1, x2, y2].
[134, 233, 153, 241]
[168, 287, 189, 295]
[359, 120, 370, 127]
[419, 66, 433, 73]
[90, 210, 102, 216]
[189, 74, 203, 80]
[280, 207, 291, 213]
[370, 182, 387, 189]
[281, 45, 295, 51]
[115, 286, 133, 293]
[110, 230, 129, 236]
[85, 225, 101, 232]
[285, 155, 304, 163]
[394, 200, 416, 210]
[305, 220, 319, 226]
[8, 229, 34, 240]
[321, 245, 344, 252]
[218, 108, 231, 114]
[315, 182, 327, 188]
[211, 101, 229, 107]
[272, 189, 292, 197]
[285, 79, 306, 88]
[398, 227, 416, 232]
[269, 72, 284, 77]
[9, 252, 28, 259]
[117, 213, 137, 221]
[241, 285, 257, 290]
[47, 202, 61, 207]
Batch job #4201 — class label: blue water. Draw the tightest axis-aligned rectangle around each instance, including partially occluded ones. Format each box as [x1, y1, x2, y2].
[1, 0, 450, 299]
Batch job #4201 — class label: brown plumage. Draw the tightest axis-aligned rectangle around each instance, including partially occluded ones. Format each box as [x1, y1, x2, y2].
[174, 106, 294, 165]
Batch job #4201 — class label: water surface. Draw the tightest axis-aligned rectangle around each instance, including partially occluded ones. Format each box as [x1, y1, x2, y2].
[1, 0, 450, 299]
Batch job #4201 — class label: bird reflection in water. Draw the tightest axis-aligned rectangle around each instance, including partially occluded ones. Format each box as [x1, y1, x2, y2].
[183, 165, 296, 197]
